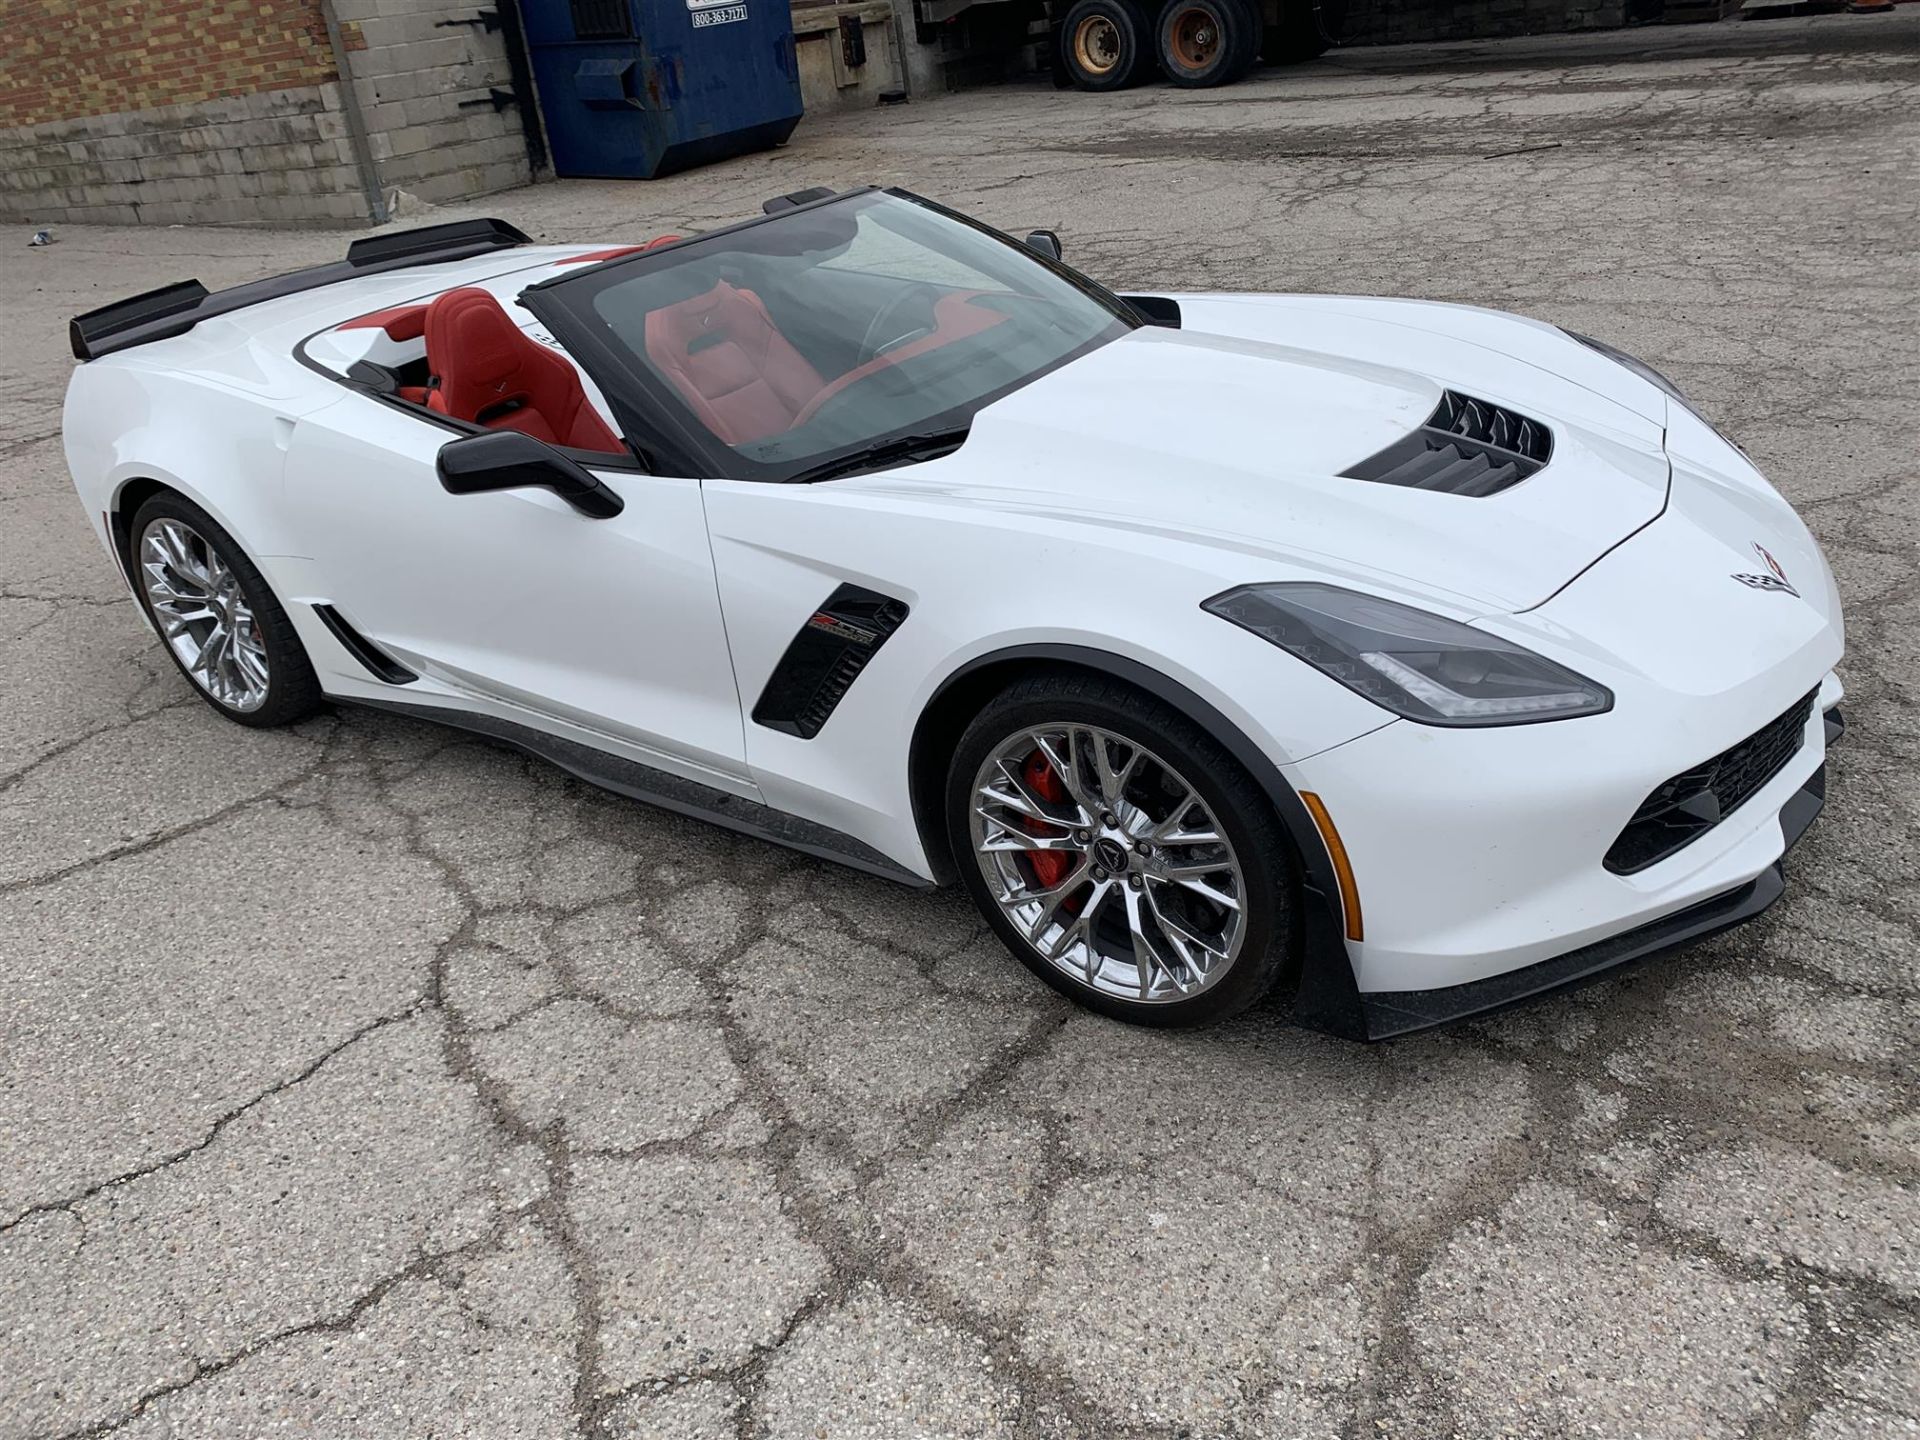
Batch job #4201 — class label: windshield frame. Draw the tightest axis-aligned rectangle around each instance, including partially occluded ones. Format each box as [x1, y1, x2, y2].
[519, 188, 1140, 483]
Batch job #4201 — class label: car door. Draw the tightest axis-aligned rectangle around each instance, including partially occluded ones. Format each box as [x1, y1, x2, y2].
[282, 390, 753, 794]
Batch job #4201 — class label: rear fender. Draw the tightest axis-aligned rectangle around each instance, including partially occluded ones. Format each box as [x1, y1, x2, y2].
[67, 361, 338, 572]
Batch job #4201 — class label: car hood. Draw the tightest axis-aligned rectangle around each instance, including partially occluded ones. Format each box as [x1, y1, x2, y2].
[941, 298, 1671, 614]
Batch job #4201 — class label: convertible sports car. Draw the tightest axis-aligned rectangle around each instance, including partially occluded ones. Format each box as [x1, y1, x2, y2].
[63, 187, 1845, 1039]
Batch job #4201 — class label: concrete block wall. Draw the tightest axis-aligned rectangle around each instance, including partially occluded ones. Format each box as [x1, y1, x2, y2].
[327, 0, 534, 207]
[0, 83, 371, 228]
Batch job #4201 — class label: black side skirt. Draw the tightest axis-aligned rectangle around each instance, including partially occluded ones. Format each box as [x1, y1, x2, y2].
[344, 696, 933, 890]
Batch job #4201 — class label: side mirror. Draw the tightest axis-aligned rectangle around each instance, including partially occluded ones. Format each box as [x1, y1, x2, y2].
[436, 430, 624, 519]
[1023, 229, 1062, 263]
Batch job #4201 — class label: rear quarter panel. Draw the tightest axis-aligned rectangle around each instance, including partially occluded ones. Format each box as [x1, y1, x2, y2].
[63, 345, 341, 572]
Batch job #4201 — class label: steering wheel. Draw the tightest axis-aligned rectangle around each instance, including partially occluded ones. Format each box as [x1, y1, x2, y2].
[857, 283, 941, 365]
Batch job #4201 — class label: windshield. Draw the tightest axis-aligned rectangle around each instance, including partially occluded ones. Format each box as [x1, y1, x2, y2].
[538, 190, 1136, 480]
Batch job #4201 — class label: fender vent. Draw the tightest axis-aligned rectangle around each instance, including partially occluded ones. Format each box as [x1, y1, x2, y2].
[312, 604, 417, 685]
[1342, 391, 1552, 497]
[752, 584, 909, 739]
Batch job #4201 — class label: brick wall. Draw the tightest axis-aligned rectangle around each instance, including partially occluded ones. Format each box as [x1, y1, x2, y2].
[0, 0, 533, 228]
[0, 0, 339, 129]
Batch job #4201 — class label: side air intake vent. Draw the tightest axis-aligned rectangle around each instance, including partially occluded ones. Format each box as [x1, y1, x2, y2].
[1342, 391, 1553, 497]
[752, 585, 910, 739]
[312, 604, 417, 685]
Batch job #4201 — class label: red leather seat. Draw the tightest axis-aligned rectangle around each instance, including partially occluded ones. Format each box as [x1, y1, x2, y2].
[644, 281, 825, 445]
[424, 287, 625, 454]
[788, 291, 1008, 430]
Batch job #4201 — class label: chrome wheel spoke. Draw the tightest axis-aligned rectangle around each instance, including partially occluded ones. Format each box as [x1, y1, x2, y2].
[1032, 731, 1102, 816]
[1026, 891, 1075, 946]
[191, 624, 228, 676]
[1153, 854, 1237, 881]
[981, 752, 1081, 828]
[232, 634, 270, 688]
[979, 819, 1084, 853]
[1171, 872, 1240, 913]
[1150, 911, 1207, 993]
[1090, 732, 1141, 809]
[1144, 880, 1232, 958]
[157, 606, 214, 635]
[1120, 883, 1164, 997]
[144, 575, 210, 609]
[1148, 788, 1217, 843]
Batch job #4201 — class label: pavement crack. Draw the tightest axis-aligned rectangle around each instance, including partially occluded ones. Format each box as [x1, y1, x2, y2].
[0, 999, 428, 1235]
[43, 1215, 525, 1440]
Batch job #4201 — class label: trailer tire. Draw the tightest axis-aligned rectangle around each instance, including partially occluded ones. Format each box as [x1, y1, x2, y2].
[1226, 0, 1264, 78]
[1156, 0, 1256, 87]
[1263, 0, 1333, 61]
[1058, 0, 1155, 90]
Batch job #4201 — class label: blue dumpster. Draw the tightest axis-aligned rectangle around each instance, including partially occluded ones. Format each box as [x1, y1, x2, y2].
[520, 0, 803, 179]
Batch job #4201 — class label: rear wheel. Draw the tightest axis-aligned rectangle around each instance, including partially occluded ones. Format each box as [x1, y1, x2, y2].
[130, 491, 322, 728]
[1156, 0, 1257, 87]
[947, 674, 1297, 1027]
[1057, 0, 1155, 91]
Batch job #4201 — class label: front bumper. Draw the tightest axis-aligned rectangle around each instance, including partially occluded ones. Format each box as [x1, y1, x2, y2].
[1291, 706, 1838, 1041]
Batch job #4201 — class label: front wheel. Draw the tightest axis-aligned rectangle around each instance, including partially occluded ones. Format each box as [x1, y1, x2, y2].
[947, 674, 1297, 1027]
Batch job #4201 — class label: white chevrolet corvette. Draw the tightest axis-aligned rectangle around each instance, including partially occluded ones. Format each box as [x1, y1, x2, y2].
[63, 187, 1845, 1038]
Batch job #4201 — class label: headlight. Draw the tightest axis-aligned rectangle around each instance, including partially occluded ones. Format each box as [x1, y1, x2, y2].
[1564, 329, 1688, 402]
[1203, 583, 1613, 727]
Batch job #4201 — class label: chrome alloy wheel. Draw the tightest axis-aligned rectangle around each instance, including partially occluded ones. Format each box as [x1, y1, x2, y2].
[139, 517, 270, 713]
[970, 723, 1247, 1003]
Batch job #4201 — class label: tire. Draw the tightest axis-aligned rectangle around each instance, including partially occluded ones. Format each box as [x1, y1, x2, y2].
[129, 491, 323, 728]
[1263, 0, 1332, 62]
[1225, 0, 1265, 80]
[1156, 0, 1256, 87]
[1057, 0, 1155, 91]
[946, 673, 1298, 1028]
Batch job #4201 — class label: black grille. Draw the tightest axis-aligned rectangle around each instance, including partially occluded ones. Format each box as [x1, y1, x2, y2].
[1342, 390, 1553, 497]
[1605, 690, 1816, 874]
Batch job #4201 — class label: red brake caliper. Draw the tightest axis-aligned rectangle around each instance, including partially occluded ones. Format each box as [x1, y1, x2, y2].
[1021, 750, 1073, 890]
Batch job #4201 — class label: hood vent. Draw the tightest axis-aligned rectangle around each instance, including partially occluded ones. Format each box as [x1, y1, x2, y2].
[1342, 391, 1553, 497]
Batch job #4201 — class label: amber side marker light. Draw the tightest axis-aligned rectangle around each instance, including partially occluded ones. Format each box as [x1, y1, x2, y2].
[1300, 791, 1364, 942]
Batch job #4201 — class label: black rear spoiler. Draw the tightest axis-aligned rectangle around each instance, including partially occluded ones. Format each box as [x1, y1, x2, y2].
[69, 218, 533, 362]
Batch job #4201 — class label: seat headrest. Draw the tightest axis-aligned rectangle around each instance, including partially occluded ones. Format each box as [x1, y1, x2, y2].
[426, 288, 525, 396]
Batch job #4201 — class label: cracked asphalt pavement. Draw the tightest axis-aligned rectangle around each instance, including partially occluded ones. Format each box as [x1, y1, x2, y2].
[3, 14, 1917, 1437]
